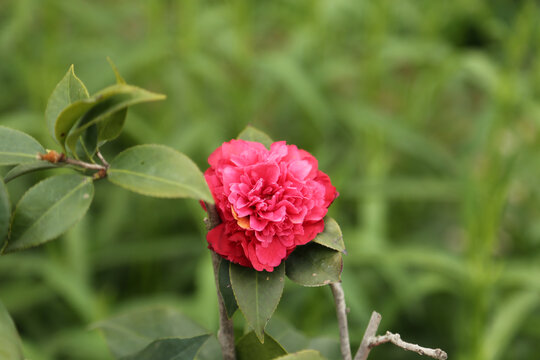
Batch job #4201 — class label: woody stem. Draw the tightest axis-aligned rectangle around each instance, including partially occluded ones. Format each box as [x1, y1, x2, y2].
[205, 202, 236, 360]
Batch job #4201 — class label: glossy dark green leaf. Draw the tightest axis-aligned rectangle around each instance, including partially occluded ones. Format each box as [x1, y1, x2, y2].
[120, 335, 210, 360]
[312, 217, 345, 253]
[0, 179, 10, 252]
[0, 300, 24, 360]
[237, 126, 274, 148]
[236, 331, 286, 360]
[285, 243, 342, 287]
[108, 144, 213, 202]
[4, 174, 94, 253]
[218, 258, 238, 318]
[64, 84, 166, 155]
[230, 263, 285, 342]
[4, 161, 61, 183]
[0, 126, 45, 165]
[94, 306, 208, 359]
[45, 65, 89, 141]
[274, 350, 327, 360]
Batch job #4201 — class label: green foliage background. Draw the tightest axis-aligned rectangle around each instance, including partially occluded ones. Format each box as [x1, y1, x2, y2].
[1, 0, 539, 359]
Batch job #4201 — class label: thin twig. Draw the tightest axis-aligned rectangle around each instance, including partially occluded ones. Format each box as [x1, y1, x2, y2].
[96, 150, 110, 168]
[355, 311, 382, 360]
[369, 331, 447, 360]
[63, 157, 107, 171]
[205, 202, 236, 360]
[330, 282, 352, 360]
[354, 311, 448, 360]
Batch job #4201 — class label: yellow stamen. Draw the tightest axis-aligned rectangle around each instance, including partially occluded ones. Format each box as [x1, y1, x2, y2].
[231, 207, 250, 229]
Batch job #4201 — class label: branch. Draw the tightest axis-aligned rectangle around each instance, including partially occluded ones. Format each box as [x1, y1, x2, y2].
[39, 150, 107, 171]
[64, 157, 106, 171]
[354, 311, 447, 360]
[330, 282, 352, 360]
[205, 202, 236, 360]
[355, 311, 382, 360]
[370, 331, 448, 360]
[96, 150, 110, 168]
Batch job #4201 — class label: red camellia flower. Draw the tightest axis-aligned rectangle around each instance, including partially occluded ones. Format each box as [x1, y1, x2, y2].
[204, 139, 338, 272]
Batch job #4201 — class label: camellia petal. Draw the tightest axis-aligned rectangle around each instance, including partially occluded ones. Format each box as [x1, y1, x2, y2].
[204, 139, 337, 271]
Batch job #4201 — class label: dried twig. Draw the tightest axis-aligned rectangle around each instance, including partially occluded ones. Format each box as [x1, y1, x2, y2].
[205, 202, 236, 360]
[330, 282, 352, 360]
[354, 311, 447, 360]
[369, 331, 448, 360]
[355, 311, 382, 360]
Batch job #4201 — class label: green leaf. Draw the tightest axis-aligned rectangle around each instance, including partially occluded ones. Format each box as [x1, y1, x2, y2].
[285, 243, 343, 287]
[4, 161, 61, 183]
[0, 178, 9, 243]
[237, 126, 274, 148]
[312, 218, 345, 253]
[64, 84, 166, 155]
[107, 57, 127, 84]
[236, 331, 286, 360]
[0, 300, 24, 360]
[230, 263, 285, 342]
[98, 58, 128, 143]
[45, 65, 90, 141]
[194, 336, 222, 360]
[218, 258, 238, 318]
[0, 126, 45, 165]
[120, 335, 210, 360]
[4, 174, 94, 253]
[108, 144, 213, 202]
[94, 306, 209, 359]
[273, 350, 327, 360]
[98, 108, 128, 143]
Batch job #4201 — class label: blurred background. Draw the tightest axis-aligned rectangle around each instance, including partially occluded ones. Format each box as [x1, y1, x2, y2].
[1, 0, 540, 359]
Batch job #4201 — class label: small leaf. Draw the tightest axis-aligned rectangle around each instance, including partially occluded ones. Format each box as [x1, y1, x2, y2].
[120, 335, 210, 360]
[0, 300, 24, 360]
[312, 217, 345, 253]
[236, 331, 286, 360]
[4, 174, 94, 253]
[46, 65, 89, 141]
[94, 306, 208, 359]
[230, 263, 285, 342]
[107, 57, 127, 84]
[0, 179, 10, 250]
[108, 144, 213, 202]
[0, 126, 45, 165]
[237, 126, 274, 148]
[218, 258, 238, 318]
[64, 85, 166, 155]
[98, 59, 128, 143]
[274, 350, 328, 360]
[4, 161, 62, 183]
[98, 108, 128, 143]
[285, 243, 342, 287]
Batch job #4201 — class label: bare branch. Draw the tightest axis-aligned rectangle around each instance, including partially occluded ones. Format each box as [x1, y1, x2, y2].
[354, 311, 447, 360]
[354, 311, 382, 360]
[330, 282, 352, 360]
[369, 331, 448, 360]
[205, 202, 236, 360]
